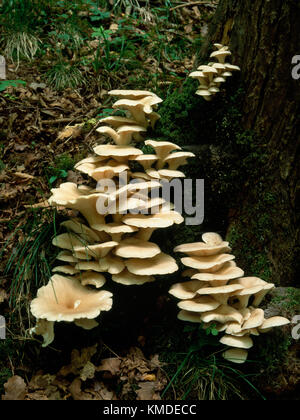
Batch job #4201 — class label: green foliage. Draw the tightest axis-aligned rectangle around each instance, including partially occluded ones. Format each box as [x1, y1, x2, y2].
[1, 209, 58, 307]
[0, 79, 26, 91]
[45, 153, 75, 184]
[46, 62, 85, 90]
[160, 323, 264, 400]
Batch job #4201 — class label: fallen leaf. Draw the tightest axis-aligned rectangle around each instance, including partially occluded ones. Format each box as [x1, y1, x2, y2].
[2, 376, 27, 400]
[97, 358, 121, 376]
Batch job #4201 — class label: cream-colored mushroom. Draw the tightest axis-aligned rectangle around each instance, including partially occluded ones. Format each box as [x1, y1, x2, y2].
[112, 269, 155, 286]
[125, 252, 178, 276]
[30, 275, 113, 322]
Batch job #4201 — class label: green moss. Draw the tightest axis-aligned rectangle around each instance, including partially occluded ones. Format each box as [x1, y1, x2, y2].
[271, 287, 300, 311]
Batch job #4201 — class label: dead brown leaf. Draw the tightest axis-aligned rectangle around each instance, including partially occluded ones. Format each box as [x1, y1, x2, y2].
[2, 376, 27, 400]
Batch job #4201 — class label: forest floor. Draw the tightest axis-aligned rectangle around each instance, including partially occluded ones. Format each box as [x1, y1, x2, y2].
[0, 0, 298, 401]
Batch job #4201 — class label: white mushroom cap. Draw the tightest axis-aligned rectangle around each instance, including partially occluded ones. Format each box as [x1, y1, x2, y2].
[99, 116, 138, 128]
[125, 252, 178, 276]
[223, 63, 241, 72]
[30, 275, 113, 322]
[52, 233, 88, 250]
[74, 318, 99, 330]
[113, 97, 162, 126]
[178, 296, 220, 313]
[177, 310, 202, 323]
[219, 334, 253, 349]
[174, 240, 231, 257]
[189, 71, 209, 87]
[122, 211, 184, 229]
[200, 304, 244, 324]
[98, 254, 125, 274]
[112, 269, 155, 285]
[222, 348, 248, 364]
[258, 316, 290, 332]
[144, 140, 182, 160]
[158, 169, 186, 180]
[195, 89, 212, 101]
[97, 125, 146, 146]
[196, 284, 244, 306]
[210, 50, 232, 63]
[114, 238, 161, 259]
[73, 241, 118, 259]
[52, 265, 80, 275]
[163, 151, 195, 170]
[108, 89, 159, 100]
[93, 144, 143, 161]
[242, 308, 265, 330]
[61, 219, 104, 242]
[134, 154, 158, 170]
[49, 183, 106, 228]
[169, 280, 206, 300]
[181, 254, 235, 272]
[192, 262, 243, 282]
[56, 250, 79, 263]
[76, 271, 106, 288]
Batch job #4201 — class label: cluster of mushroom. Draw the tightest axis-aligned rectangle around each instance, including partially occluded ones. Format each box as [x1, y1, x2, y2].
[169, 232, 290, 364]
[189, 43, 240, 101]
[30, 89, 195, 346]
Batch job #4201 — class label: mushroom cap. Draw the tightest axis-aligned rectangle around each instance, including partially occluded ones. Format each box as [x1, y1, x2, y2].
[210, 50, 232, 62]
[112, 269, 155, 285]
[125, 252, 178, 276]
[174, 240, 231, 257]
[122, 211, 184, 229]
[114, 238, 161, 259]
[56, 250, 79, 263]
[181, 254, 235, 272]
[202, 232, 223, 245]
[93, 144, 143, 158]
[99, 116, 138, 128]
[224, 63, 241, 72]
[74, 318, 99, 330]
[222, 348, 248, 364]
[93, 222, 138, 235]
[196, 284, 244, 297]
[242, 308, 265, 330]
[169, 280, 205, 300]
[52, 233, 88, 250]
[98, 254, 125, 274]
[134, 154, 158, 168]
[158, 169, 186, 180]
[219, 334, 253, 349]
[73, 241, 118, 259]
[259, 316, 290, 331]
[163, 151, 195, 169]
[52, 265, 80, 275]
[144, 140, 181, 159]
[76, 272, 106, 288]
[201, 304, 244, 324]
[177, 310, 202, 323]
[192, 262, 244, 281]
[178, 296, 220, 312]
[108, 89, 159, 100]
[30, 275, 113, 322]
[60, 219, 102, 242]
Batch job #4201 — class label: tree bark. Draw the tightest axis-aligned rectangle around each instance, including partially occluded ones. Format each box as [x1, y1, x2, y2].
[158, 0, 299, 286]
[201, 0, 300, 285]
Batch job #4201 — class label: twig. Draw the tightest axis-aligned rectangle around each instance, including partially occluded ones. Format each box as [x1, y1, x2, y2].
[41, 118, 75, 125]
[170, 1, 217, 11]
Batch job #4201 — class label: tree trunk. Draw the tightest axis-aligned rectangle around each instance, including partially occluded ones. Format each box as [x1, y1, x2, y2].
[157, 0, 300, 286]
